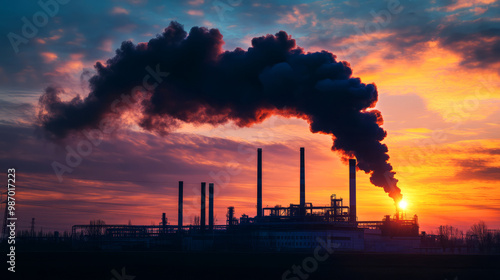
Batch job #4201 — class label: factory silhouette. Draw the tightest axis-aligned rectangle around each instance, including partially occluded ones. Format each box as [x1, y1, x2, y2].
[71, 147, 420, 252]
[31, 22, 419, 253]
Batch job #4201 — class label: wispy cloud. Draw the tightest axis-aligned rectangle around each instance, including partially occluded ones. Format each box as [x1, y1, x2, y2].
[187, 9, 204, 16]
[188, 0, 204, 6]
[40, 52, 58, 63]
[111, 6, 130, 15]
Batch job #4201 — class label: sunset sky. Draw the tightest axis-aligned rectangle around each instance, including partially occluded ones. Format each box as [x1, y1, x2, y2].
[0, 0, 499, 235]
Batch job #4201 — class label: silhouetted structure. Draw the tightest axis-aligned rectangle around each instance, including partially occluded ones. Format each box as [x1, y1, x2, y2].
[257, 148, 263, 218]
[349, 159, 357, 222]
[71, 148, 419, 252]
[200, 182, 206, 232]
[226, 206, 237, 227]
[161, 213, 167, 234]
[299, 147, 306, 216]
[178, 181, 183, 231]
[209, 183, 214, 231]
[31, 218, 35, 238]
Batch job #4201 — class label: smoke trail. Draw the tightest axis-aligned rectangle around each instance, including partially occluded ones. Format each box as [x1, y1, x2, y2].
[38, 21, 402, 202]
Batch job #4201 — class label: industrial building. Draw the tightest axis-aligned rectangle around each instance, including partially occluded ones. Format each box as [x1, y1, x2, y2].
[71, 148, 420, 252]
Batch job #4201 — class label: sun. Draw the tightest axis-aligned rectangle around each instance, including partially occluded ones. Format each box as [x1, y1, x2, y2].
[398, 200, 408, 211]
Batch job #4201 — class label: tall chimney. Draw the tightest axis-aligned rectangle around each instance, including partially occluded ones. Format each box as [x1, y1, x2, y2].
[257, 148, 262, 218]
[178, 181, 183, 231]
[201, 182, 206, 231]
[209, 183, 214, 231]
[349, 159, 357, 223]
[300, 147, 305, 215]
[162, 213, 167, 234]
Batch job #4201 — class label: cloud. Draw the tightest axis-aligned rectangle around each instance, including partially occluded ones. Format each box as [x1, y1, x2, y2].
[472, 147, 500, 155]
[0, 121, 304, 230]
[0, 100, 36, 125]
[187, 9, 204, 16]
[470, 6, 489, 15]
[278, 1, 500, 74]
[40, 52, 58, 63]
[111, 7, 130, 15]
[438, 19, 500, 70]
[454, 158, 500, 181]
[37, 21, 404, 201]
[127, 0, 147, 4]
[188, 0, 204, 6]
[98, 39, 113, 52]
[277, 6, 317, 28]
[437, 0, 496, 12]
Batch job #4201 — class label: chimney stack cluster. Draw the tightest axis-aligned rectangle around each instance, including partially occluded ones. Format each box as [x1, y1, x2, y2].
[175, 147, 357, 231]
[253, 147, 357, 220]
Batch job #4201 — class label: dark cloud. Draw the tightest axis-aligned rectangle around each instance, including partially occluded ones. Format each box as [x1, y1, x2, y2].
[439, 19, 500, 69]
[473, 148, 500, 155]
[289, 1, 500, 72]
[382, 2, 500, 71]
[454, 158, 500, 181]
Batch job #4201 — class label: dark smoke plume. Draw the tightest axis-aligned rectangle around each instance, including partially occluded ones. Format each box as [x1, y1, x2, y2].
[38, 21, 402, 202]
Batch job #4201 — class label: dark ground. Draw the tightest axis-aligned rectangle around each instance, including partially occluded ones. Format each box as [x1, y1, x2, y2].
[4, 249, 500, 280]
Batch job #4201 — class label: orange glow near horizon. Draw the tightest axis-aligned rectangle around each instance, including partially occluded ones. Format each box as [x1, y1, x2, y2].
[15, 85, 500, 234]
[11, 14, 500, 235]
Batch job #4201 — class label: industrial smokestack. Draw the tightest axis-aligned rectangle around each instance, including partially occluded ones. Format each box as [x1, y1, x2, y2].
[349, 159, 357, 223]
[162, 213, 167, 234]
[201, 182, 206, 231]
[300, 147, 305, 215]
[209, 183, 214, 231]
[257, 148, 262, 218]
[178, 181, 183, 231]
